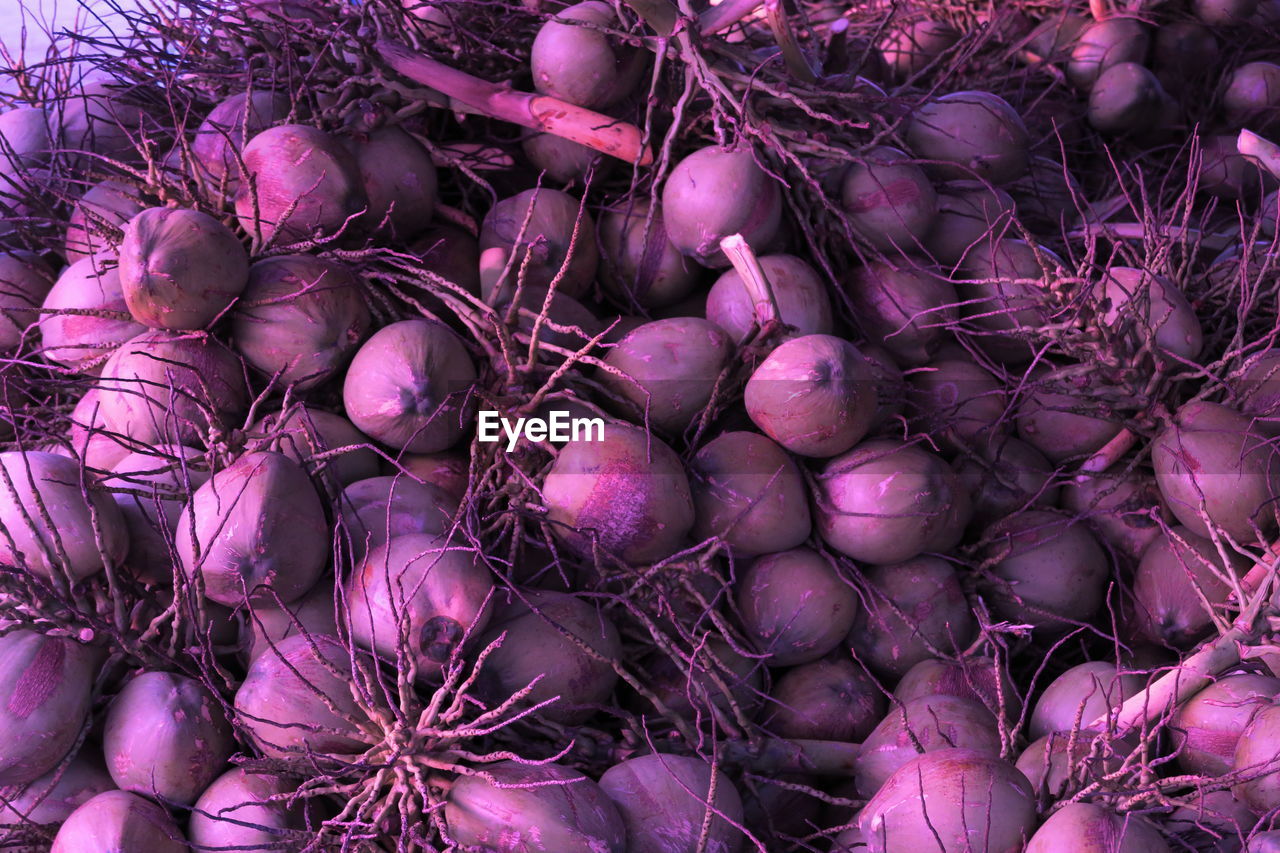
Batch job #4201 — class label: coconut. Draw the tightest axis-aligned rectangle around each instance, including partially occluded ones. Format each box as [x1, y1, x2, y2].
[479, 187, 599, 299]
[542, 423, 693, 564]
[840, 146, 938, 252]
[598, 200, 700, 309]
[764, 655, 884, 742]
[1028, 662, 1143, 740]
[117, 207, 250, 330]
[446, 760, 625, 852]
[190, 90, 295, 194]
[599, 317, 733, 434]
[906, 354, 1007, 452]
[241, 580, 338, 665]
[1066, 18, 1151, 89]
[188, 768, 306, 850]
[232, 253, 371, 390]
[233, 633, 370, 759]
[0, 251, 55, 350]
[342, 319, 477, 454]
[736, 547, 857, 666]
[644, 637, 765, 721]
[814, 438, 971, 565]
[1088, 63, 1166, 136]
[844, 258, 958, 365]
[904, 91, 1030, 185]
[1096, 266, 1203, 363]
[877, 19, 959, 80]
[599, 754, 744, 853]
[93, 330, 249, 447]
[176, 451, 329, 607]
[855, 695, 1002, 798]
[344, 125, 438, 239]
[857, 749, 1035, 851]
[63, 180, 146, 265]
[336, 475, 460, 558]
[1014, 375, 1126, 464]
[0, 107, 52, 171]
[1133, 527, 1245, 649]
[1061, 470, 1172, 563]
[1026, 802, 1170, 852]
[894, 656, 1022, 721]
[1015, 731, 1134, 802]
[956, 238, 1063, 364]
[102, 671, 234, 805]
[0, 450, 128, 583]
[39, 256, 146, 372]
[476, 589, 621, 724]
[244, 405, 380, 489]
[234, 124, 367, 245]
[55, 74, 152, 164]
[661, 146, 783, 267]
[411, 222, 482, 297]
[706, 254, 832, 343]
[744, 334, 877, 457]
[523, 133, 609, 185]
[689, 430, 811, 556]
[0, 633, 99, 787]
[1152, 401, 1280, 542]
[0, 753, 113, 837]
[346, 532, 493, 678]
[50, 790, 187, 853]
[980, 510, 1111, 631]
[953, 436, 1060, 528]
[924, 182, 1015, 270]
[1172, 673, 1280, 777]
[849, 556, 976, 678]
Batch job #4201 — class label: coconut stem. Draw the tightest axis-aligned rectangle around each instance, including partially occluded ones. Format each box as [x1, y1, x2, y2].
[763, 0, 818, 83]
[720, 737, 862, 776]
[1238, 129, 1280, 182]
[699, 0, 766, 35]
[377, 39, 655, 167]
[720, 234, 781, 333]
[1077, 428, 1138, 475]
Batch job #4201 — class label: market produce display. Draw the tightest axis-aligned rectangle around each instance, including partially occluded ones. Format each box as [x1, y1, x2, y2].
[4, 0, 1280, 850]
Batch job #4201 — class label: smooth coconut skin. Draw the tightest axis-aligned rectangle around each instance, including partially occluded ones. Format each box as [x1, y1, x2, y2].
[39, 256, 146, 372]
[177, 451, 329, 607]
[1014, 378, 1126, 464]
[877, 19, 959, 80]
[245, 404, 380, 489]
[763, 656, 885, 741]
[736, 547, 856, 666]
[346, 532, 494, 678]
[232, 254, 371, 390]
[904, 91, 1030, 185]
[661, 146, 783, 268]
[0, 251, 55, 350]
[706, 254, 832, 343]
[600, 317, 733, 434]
[744, 334, 877, 458]
[1152, 400, 1280, 542]
[598, 754, 745, 853]
[117, 206, 250, 330]
[1133, 526, 1245, 649]
[542, 423, 693, 564]
[689, 430, 811, 556]
[1027, 661, 1142, 740]
[50, 790, 187, 853]
[1025, 802, 1171, 852]
[980, 510, 1110, 631]
[848, 556, 976, 678]
[530, 1, 645, 110]
[346, 125, 437, 239]
[599, 200, 700, 310]
[188, 767, 306, 849]
[479, 187, 599, 299]
[63, 179, 146, 264]
[1171, 673, 1280, 777]
[476, 589, 621, 724]
[337, 475, 460, 556]
[855, 694, 1002, 798]
[0, 451, 127, 583]
[234, 124, 367, 245]
[953, 436, 1059, 528]
[894, 656, 1022, 720]
[342, 319, 477, 454]
[103, 444, 210, 584]
[0, 107, 52, 171]
[241, 581, 338, 665]
[857, 748, 1035, 852]
[1060, 471, 1171, 563]
[445, 760, 626, 853]
[1066, 17, 1151, 89]
[924, 182, 1016, 269]
[190, 90, 295, 193]
[95, 330, 249, 447]
[814, 438, 971, 565]
[844, 258, 958, 366]
[0, 752, 113, 841]
[839, 145, 938, 253]
[0, 633, 99, 787]
[906, 354, 1007, 452]
[102, 670, 234, 805]
[234, 633, 371, 759]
